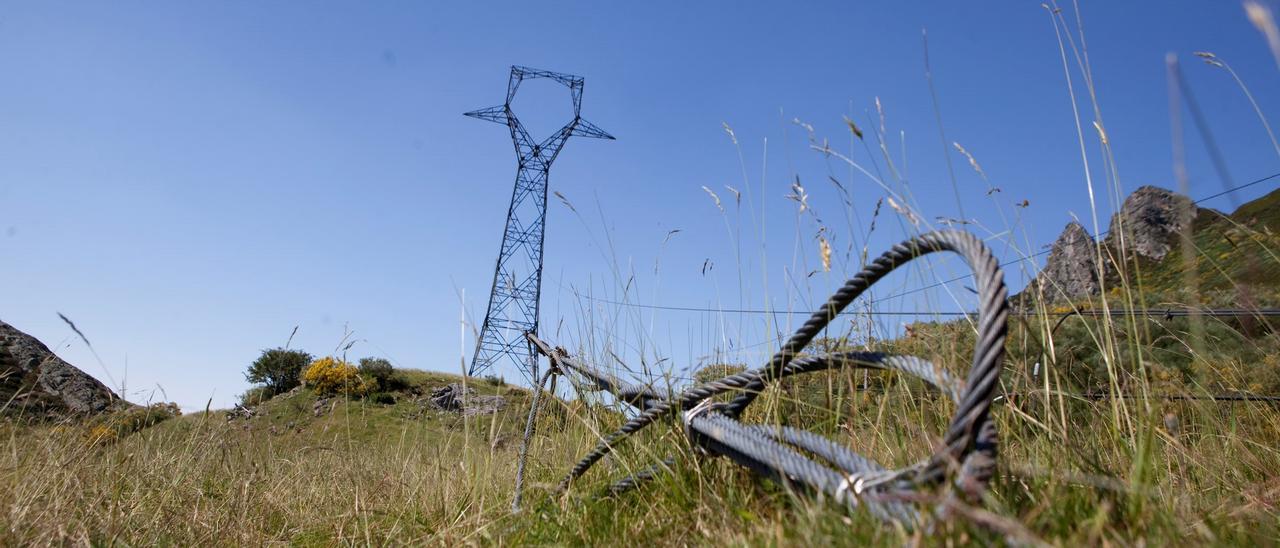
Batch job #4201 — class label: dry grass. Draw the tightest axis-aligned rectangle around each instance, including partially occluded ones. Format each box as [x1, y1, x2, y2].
[4, 3, 1280, 545]
[3, 314, 1279, 545]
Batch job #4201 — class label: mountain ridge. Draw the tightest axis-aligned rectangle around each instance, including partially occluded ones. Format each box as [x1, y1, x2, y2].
[1023, 185, 1280, 306]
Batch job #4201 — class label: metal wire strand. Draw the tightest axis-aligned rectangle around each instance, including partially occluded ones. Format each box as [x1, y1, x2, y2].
[534, 229, 1009, 527]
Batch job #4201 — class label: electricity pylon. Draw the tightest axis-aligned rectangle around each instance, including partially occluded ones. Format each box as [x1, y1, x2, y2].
[465, 65, 614, 379]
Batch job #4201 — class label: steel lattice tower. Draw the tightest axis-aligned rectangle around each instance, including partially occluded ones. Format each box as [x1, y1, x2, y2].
[465, 65, 614, 379]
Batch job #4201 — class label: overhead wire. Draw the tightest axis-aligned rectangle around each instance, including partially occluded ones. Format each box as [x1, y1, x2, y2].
[558, 171, 1280, 315]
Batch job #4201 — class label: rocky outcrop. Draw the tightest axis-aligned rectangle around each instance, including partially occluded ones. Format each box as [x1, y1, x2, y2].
[1027, 186, 1198, 303]
[225, 403, 256, 421]
[0, 319, 124, 417]
[1102, 186, 1197, 262]
[428, 383, 505, 416]
[1032, 221, 1101, 301]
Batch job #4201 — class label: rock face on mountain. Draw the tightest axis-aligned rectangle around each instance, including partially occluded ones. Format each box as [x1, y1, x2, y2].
[0, 319, 123, 417]
[1101, 186, 1197, 262]
[1034, 221, 1101, 300]
[1028, 186, 1198, 303]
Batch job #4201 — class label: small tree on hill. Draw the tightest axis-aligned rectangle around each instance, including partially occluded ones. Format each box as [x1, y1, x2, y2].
[245, 348, 313, 396]
[357, 357, 395, 390]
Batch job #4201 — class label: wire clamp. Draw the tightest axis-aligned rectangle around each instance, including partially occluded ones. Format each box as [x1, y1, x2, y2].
[835, 473, 867, 501]
[682, 398, 722, 456]
[836, 470, 900, 502]
[682, 398, 718, 428]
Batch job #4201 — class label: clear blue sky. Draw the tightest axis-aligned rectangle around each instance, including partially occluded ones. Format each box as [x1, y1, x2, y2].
[2, 2, 1278, 409]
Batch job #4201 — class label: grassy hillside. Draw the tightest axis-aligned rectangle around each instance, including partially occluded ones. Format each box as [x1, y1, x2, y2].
[0, 370, 540, 544]
[3, 346, 1279, 545]
[2, 193, 1279, 545]
[1122, 188, 1280, 305]
[1007, 188, 1280, 395]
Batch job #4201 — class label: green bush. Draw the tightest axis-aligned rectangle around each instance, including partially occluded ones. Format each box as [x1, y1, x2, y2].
[245, 348, 313, 396]
[369, 392, 397, 405]
[358, 357, 396, 390]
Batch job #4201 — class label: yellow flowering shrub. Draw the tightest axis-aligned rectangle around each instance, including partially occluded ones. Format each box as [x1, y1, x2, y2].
[85, 424, 117, 447]
[302, 357, 370, 396]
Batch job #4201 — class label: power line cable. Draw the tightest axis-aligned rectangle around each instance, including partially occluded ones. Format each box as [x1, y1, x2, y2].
[564, 171, 1280, 315]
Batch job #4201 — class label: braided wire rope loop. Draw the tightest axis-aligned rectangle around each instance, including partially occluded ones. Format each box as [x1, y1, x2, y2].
[554, 230, 1008, 511]
[597, 353, 953, 500]
[688, 410, 919, 525]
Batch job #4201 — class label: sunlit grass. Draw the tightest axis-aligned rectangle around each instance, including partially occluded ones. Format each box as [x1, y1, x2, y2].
[4, 2, 1280, 545]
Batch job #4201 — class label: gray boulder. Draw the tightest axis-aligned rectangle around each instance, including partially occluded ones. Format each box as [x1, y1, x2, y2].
[428, 383, 505, 417]
[0, 319, 123, 417]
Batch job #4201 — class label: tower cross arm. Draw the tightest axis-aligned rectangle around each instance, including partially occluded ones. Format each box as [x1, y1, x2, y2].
[511, 65, 583, 87]
[570, 118, 616, 140]
[464, 105, 511, 125]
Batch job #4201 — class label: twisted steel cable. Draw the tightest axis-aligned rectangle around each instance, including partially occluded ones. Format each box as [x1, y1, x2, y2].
[531, 230, 1009, 527]
[512, 366, 557, 512]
